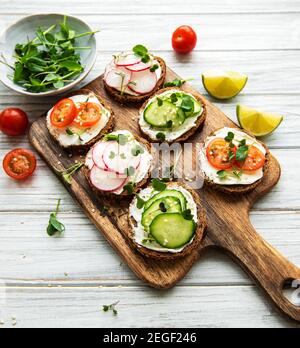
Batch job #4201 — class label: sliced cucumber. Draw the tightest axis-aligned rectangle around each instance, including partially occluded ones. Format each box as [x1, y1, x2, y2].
[144, 189, 187, 211]
[144, 100, 185, 128]
[141, 196, 181, 230]
[150, 213, 196, 249]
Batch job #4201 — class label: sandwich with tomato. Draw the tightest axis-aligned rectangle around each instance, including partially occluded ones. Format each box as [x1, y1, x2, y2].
[46, 90, 114, 151]
[199, 127, 269, 193]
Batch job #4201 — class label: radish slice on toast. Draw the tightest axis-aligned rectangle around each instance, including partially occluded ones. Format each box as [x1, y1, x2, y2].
[90, 165, 126, 192]
[128, 70, 157, 94]
[115, 53, 141, 67]
[105, 67, 131, 90]
[103, 142, 141, 175]
[125, 61, 151, 72]
[92, 142, 108, 170]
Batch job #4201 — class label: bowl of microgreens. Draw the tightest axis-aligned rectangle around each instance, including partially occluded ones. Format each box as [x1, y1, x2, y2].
[0, 13, 98, 96]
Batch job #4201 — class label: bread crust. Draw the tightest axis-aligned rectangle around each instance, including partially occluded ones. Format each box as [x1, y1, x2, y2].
[103, 56, 167, 104]
[84, 133, 154, 198]
[127, 181, 207, 260]
[46, 89, 115, 154]
[138, 87, 207, 143]
[202, 127, 270, 194]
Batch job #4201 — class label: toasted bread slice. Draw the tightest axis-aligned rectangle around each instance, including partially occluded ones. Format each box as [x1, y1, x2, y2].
[103, 56, 167, 104]
[127, 181, 206, 260]
[46, 89, 115, 154]
[84, 132, 154, 198]
[139, 87, 207, 143]
[202, 128, 270, 194]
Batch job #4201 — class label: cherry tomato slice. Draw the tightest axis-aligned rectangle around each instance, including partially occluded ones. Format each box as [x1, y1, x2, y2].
[3, 148, 37, 180]
[172, 25, 197, 54]
[0, 108, 28, 136]
[72, 102, 101, 128]
[50, 98, 77, 128]
[206, 138, 237, 170]
[235, 146, 265, 171]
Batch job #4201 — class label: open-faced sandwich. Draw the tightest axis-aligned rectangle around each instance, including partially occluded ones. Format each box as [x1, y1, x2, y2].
[103, 45, 166, 104]
[139, 87, 206, 143]
[199, 127, 269, 194]
[46, 91, 114, 152]
[128, 181, 206, 260]
[85, 130, 153, 196]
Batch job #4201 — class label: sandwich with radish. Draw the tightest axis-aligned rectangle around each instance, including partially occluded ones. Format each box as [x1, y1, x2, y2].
[139, 87, 206, 143]
[46, 90, 114, 152]
[127, 181, 206, 260]
[103, 45, 166, 103]
[85, 130, 153, 196]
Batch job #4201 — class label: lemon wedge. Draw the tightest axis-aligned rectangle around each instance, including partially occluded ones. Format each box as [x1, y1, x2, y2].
[202, 70, 248, 99]
[237, 104, 283, 136]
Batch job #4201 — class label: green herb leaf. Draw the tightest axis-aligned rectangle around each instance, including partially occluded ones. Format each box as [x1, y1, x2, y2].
[157, 97, 163, 107]
[136, 195, 146, 209]
[217, 170, 228, 179]
[225, 132, 235, 142]
[239, 139, 246, 146]
[163, 78, 189, 88]
[159, 202, 167, 212]
[120, 153, 126, 160]
[228, 150, 235, 161]
[180, 95, 194, 113]
[109, 151, 116, 159]
[46, 199, 65, 237]
[132, 44, 150, 64]
[170, 93, 178, 103]
[102, 301, 119, 315]
[123, 182, 135, 195]
[125, 166, 135, 176]
[236, 145, 249, 162]
[156, 132, 166, 142]
[166, 120, 173, 128]
[233, 170, 243, 179]
[151, 179, 167, 192]
[182, 209, 193, 220]
[117, 134, 128, 145]
[66, 128, 74, 136]
[59, 162, 84, 184]
[131, 145, 144, 156]
[150, 64, 159, 72]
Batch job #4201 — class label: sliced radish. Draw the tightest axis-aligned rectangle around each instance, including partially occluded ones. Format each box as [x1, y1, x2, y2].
[103, 142, 141, 175]
[104, 61, 115, 79]
[125, 61, 151, 72]
[104, 67, 131, 90]
[92, 142, 108, 170]
[89, 165, 126, 192]
[114, 53, 141, 67]
[128, 70, 157, 94]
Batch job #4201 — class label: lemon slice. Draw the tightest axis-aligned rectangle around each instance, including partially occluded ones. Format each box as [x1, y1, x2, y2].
[202, 70, 248, 99]
[237, 104, 283, 137]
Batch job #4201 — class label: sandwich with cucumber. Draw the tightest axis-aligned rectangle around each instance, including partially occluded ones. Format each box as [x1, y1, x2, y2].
[139, 87, 206, 143]
[128, 181, 206, 260]
[199, 127, 270, 194]
[85, 130, 153, 196]
[46, 90, 114, 152]
[103, 45, 166, 104]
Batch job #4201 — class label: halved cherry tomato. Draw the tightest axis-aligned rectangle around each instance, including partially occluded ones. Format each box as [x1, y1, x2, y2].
[72, 102, 101, 128]
[50, 98, 77, 128]
[206, 138, 237, 170]
[3, 148, 37, 180]
[172, 25, 197, 54]
[0, 108, 28, 136]
[236, 146, 265, 171]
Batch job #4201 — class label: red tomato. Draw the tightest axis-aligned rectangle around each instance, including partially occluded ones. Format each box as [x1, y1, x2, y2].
[172, 25, 197, 54]
[236, 146, 265, 171]
[0, 108, 28, 136]
[3, 148, 37, 180]
[50, 98, 77, 128]
[72, 102, 102, 128]
[206, 138, 237, 170]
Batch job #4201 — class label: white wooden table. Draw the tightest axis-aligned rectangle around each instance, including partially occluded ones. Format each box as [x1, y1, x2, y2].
[0, 0, 300, 328]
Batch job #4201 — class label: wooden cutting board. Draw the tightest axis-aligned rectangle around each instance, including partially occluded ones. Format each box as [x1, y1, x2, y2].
[29, 68, 300, 322]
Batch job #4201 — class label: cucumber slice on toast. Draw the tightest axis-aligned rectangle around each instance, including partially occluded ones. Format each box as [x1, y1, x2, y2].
[144, 189, 187, 211]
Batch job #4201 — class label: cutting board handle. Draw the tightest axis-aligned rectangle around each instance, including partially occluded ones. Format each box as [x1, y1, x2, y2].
[213, 216, 300, 322]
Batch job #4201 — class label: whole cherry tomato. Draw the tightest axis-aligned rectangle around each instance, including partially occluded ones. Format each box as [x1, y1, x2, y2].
[172, 25, 197, 54]
[0, 108, 28, 136]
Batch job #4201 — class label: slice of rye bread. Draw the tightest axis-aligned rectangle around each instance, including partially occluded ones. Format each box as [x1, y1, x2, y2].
[203, 128, 270, 194]
[126, 181, 207, 261]
[46, 89, 115, 154]
[103, 56, 167, 104]
[84, 133, 155, 199]
[138, 87, 207, 143]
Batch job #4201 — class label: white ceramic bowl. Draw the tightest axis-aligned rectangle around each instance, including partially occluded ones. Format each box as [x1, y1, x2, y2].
[0, 13, 98, 97]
